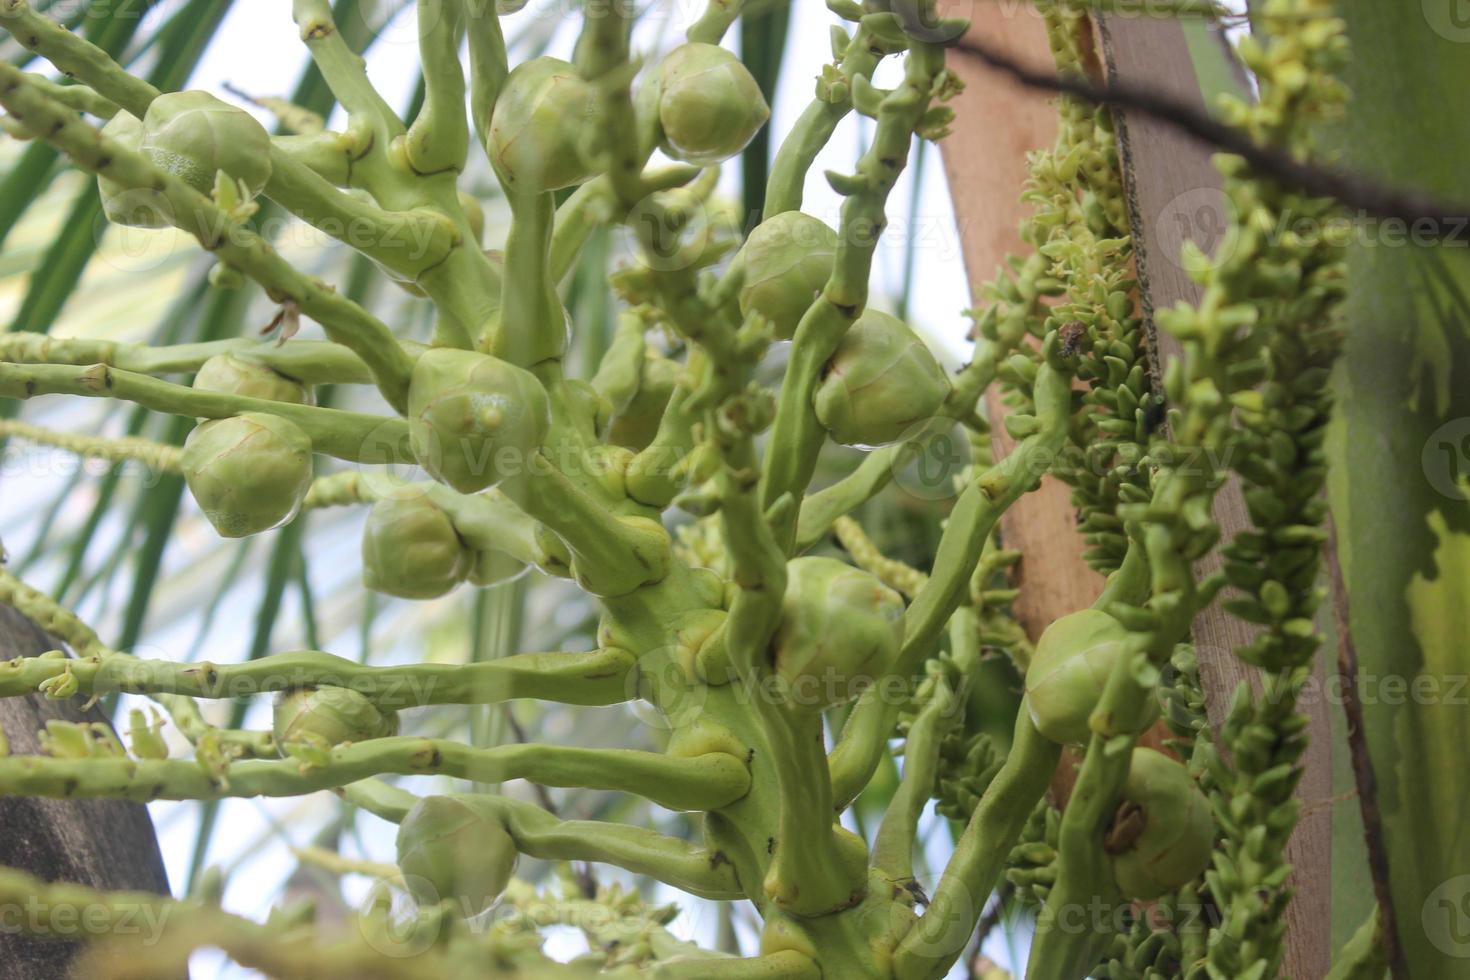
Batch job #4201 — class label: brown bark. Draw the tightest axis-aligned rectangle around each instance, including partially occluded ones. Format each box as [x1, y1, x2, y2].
[0, 602, 176, 980]
[1095, 16, 1333, 978]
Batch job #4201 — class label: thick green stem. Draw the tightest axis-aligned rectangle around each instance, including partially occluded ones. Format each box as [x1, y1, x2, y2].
[892, 706, 1061, 980]
[0, 647, 637, 709]
[0, 738, 750, 811]
[0, 361, 411, 465]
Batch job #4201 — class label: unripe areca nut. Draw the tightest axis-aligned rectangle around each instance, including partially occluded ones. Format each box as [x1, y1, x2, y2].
[652, 42, 769, 165]
[487, 57, 602, 193]
[738, 211, 837, 340]
[1025, 609, 1159, 745]
[771, 557, 904, 709]
[813, 311, 951, 448]
[140, 91, 272, 198]
[182, 413, 312, 538]
[1110, 748, 1215, 900]
[98, 111, 170, 228]
[272, 686, 398, 750]
[407, 349, 550, 494]
[361, 495, 472, 600]
[193, 353, 311, 406]
[397, 796, 517, 915]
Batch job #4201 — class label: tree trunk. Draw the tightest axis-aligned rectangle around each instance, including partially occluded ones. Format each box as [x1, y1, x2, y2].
[0, 602, 175, 980]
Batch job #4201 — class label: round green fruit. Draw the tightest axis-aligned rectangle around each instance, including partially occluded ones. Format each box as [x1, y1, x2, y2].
[813, 310, 951, 448]
[487, 57, 602, 193]
[140, 91, 272, 197]
[361, 494, 472, 600]
[771, 557, 904, 709]
[738, 211, 837, 340]
[1110, 748, 1215, 900]
[652, 42, 769, 165]
[407, 349, 551, 494]
[1025, 609, 1158, 745]
[182, 413, 312, 538]
[193, 353, 311, 406]
[397, 795, 518, 915]
[272, 686, 398, 750]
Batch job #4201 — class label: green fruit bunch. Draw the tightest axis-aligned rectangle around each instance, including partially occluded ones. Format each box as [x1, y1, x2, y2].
[193, 353, 311, 407]
[181, 413, 313, 538]
[361, 494, 473, 600]
[396, 795, 518, 916]
[487, 56, 603, 194]
[1108, 748, 1214, 901]
[140, 91, 273, 196]
[737, 211, 838, 340]
[645, 42, 769, 165]
[813, 310, 951, 448]
[1025, 608, 1159, 745]
[407, 349, 551, 494]
[272, 686, 399, 751]
[770, 557, 905, 709]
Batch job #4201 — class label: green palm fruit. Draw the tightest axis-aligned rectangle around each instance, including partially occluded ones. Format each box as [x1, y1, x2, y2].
[139, 91, 272, 198]
[272, 686, 398, 750]
[649, 42, 769, 166]
[737, 211, 838, 340]
[361, 494, 473, 599]
[1025, 609, 1159, 745]
[487, 57, 602, 193]
[98, 111, 170, 228]
[396, 795, 518, 915]
[813, 310, 951, 448]
[181, 413, 313, 538]
[406, 349, 551, 494]
[1108, 748, 1214, 901]
[607, 355, 679, 451]
[771, 557, 905, 709]
[193, 353, 311, 406]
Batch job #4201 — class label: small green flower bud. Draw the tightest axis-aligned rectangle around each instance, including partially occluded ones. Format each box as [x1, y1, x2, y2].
[272, 686, 398, 750]
[193, 353, 311, 406]
[1025, 609, 1159, 745]
[813, 311, 951, 448]
[140, 91, 272, 198]
[487, 57, 602, 193]
[98, 111, 170, 228]
[407, 349, 551, 494]
[651, 43, 770, 165]
[607, 355, 679, 451]
[182, 413, 313, 538]
[361, 494, 472, 600]
[772, 557, 904, 709]
[1110, 748, 1215, 900]
[738, 211, 837, 340]
[396, 795, 517, 915]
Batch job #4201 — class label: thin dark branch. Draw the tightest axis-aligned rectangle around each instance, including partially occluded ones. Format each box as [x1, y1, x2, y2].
[948, 34, 1470, 240]
[1326, 521, 1406, 980]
